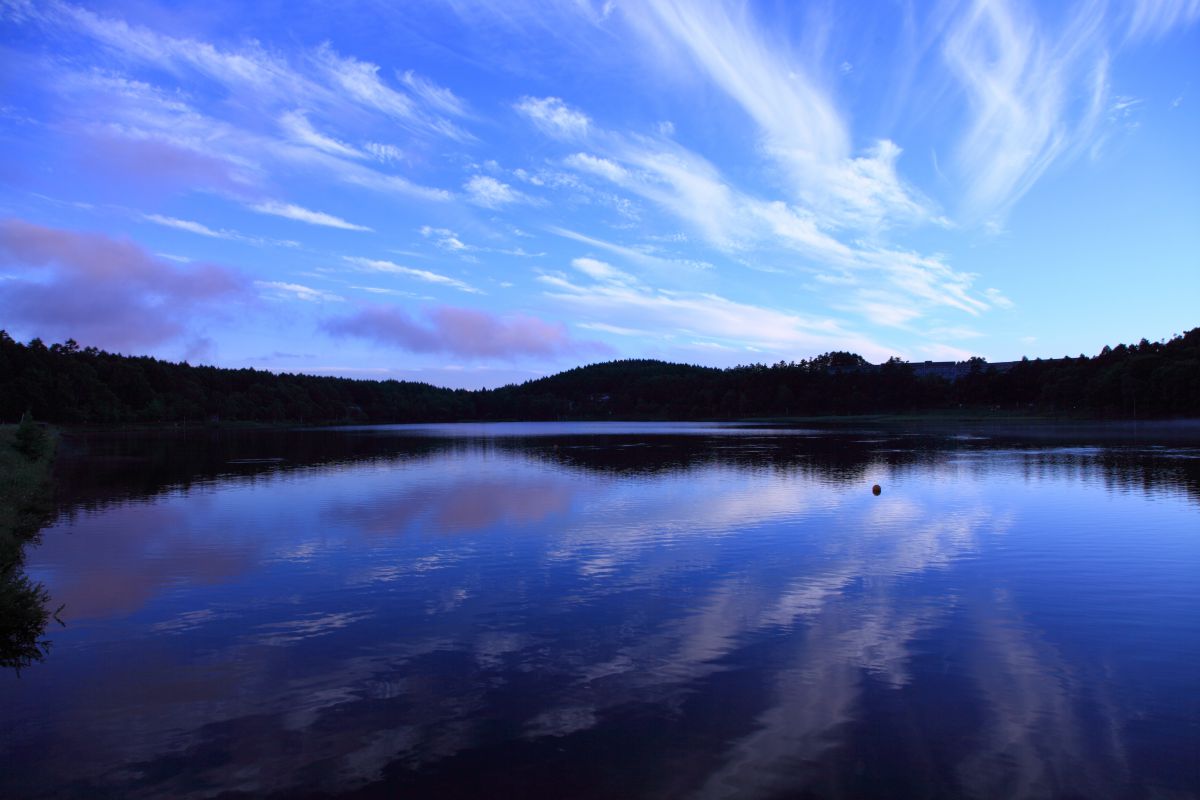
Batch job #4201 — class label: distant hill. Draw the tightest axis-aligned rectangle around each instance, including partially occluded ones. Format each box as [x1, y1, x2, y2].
[1, 328, 1197, 424]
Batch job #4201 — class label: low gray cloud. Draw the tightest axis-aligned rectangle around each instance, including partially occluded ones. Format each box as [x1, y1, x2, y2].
[322, 303, 609, 360]
[0, 218, 247, 349]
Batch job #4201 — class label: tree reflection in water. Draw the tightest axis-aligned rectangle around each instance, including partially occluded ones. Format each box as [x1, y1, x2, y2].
[2, 423, 1197, 798]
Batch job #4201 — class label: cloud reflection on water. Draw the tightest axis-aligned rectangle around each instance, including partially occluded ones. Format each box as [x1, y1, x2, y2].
[3, 427, 1196, 798]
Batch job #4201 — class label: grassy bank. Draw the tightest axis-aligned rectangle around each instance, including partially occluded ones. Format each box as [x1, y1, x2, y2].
[0, 421, 59, 673]
[0, 423, 58, 561]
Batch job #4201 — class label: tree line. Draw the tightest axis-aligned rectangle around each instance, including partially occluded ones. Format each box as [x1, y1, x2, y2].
[1, 328, 1197, 425]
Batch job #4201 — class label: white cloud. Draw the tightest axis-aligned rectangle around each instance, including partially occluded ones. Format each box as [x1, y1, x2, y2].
[419, 225, 470, 252]
[943, 0, 1110, 220]
[142, 213, 234, 239]
[312, 43, 470, 140]
[8, 1, 463, 210]
[28, 33, 456, 207]
[540, 272, 889, 360]
[343, 256, 482, 294]
[564, 152, 629, 183]
[464, 175, 525, 207]
[981, 288, 1014, 309]
[351, 285, 419, 298]
[255, 280, 344, 302]
[576, 321, 653, 337]
[622, 0, 933, 231]
[141, 213, 299, 248]
[364, 142, 403, 163]
[250, 201, 372, 231]
[749, 200, 853, 263]
[601, 141, 742, 247]
[514, 96, 591, 138]
[1126, 0, 1200, 40]
[400, 70, 468, 117]
[43, 3, 465, 139]
[842, 294, 924, 328]
[278, 110, 364, 159]
[330, 156, 452, 202]
[551, 130, 992, 324]
[547, 226, 711, 274]
[919, 343, 978, 361]
[313, 43, 412, 115]
[570, 257, 635, 285]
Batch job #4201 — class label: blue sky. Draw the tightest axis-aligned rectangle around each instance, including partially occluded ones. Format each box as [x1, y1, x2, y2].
[1, 0, 1197, 388]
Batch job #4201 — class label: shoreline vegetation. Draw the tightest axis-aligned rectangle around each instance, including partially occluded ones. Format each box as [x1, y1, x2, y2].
[0, 418, 61, 673]
[1, 328, 1197, 427]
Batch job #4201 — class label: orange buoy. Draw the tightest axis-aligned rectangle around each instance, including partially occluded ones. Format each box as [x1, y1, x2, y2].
[872, 484, 882, 496]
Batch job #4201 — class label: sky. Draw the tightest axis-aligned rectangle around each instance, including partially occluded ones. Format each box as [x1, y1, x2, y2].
[1, 0, 1197, 388]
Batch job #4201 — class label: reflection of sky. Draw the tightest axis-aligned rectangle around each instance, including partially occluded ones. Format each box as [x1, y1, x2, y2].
[2, 429, 1198, 798]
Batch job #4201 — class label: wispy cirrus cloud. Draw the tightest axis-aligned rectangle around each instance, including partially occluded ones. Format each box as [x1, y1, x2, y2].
[401, 70, 469, 117]
[142, 214, 236, 240]
[312, 44, 472, 141]
[5, 1, 458, 204]
[255, 280, 344, 303]
[3, 0, 1192, 375]
[536, 268, 889, 361]
[942, 0, 1110, 221]
[343, 256, 482, 294]
[322, 304, 608, 360]
[620, 0, 934, 231]
[547, 226, 712, 275]
[249, 201, 372, 232]
[570, 257, 635, 285]
[140, 213, 298, 248]
[14, 1, 469, 140]
[1125, 0, 1200, 40]
[0, 218, 245, 349]
[278, 110, 366, 159]
[550, 126, 991, 323]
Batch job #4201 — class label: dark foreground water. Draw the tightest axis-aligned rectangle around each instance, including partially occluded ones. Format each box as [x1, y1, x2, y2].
[2, 422, 1198, 799]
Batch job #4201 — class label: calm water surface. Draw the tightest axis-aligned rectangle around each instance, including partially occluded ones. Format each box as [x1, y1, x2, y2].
[2, 422, 1198, 798]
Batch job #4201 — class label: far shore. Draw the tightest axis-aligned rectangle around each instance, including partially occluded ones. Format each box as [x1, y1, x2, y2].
[47, 414, 1200, 442]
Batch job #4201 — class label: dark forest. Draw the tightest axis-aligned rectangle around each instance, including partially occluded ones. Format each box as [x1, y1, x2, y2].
[2, 328, 1197, 425]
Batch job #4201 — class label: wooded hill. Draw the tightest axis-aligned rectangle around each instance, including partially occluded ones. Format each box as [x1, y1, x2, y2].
[1, 328, 1197, 424]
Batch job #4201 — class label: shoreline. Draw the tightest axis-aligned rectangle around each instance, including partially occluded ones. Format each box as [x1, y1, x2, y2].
[0, 423, 60, 673]
[54, 413, 1200, 432]
[0, 424, 59, 559]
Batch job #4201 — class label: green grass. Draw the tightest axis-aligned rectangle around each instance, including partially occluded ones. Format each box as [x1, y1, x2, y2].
[0, 423, 60, 673]
[0, 424, 58, 560]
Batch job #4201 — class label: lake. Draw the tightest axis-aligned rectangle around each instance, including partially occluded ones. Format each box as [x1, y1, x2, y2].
[2, 422, 1198, 798]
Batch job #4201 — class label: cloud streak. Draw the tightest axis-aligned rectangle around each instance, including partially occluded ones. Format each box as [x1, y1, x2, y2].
[942, 0, 1110, 221]
[343, 256, 482, 294]
[250, 201, 372, 232]
[622, 0, 934, 231]
[8, 1, 457, 205]
[552, 130, 991, 323]
[537, 268, 889, 361]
